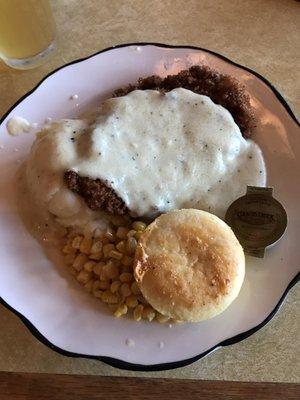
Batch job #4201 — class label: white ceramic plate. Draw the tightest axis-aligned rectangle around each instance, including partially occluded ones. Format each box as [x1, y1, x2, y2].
[0, 43, 299, 371]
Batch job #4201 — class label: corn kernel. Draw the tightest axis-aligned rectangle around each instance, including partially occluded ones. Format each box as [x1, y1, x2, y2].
[100, 270, 109, 282]
[127, 229, 137, 238]
[69, 267, 78, 276]
[102, 290, 119, 304]
[103, 243, 115, 258]
[104, 227, 116, 242]
[93, 289, 103, 298]
[73, 253, 89, 271]
[121, 264, 131, 273]
[84, 280, 94, 293]
[116, 227, 130, 239]
[110, 280, 121, 293]
[126, 237, 137, 255]
[120, 283, 131, 298]
[99, 281, 110, 290]
[116, 240, 126, 253]
[125, 295, 138, 308]
[83, 260, 96, 272]
[94, 280, 110, 291]
[113, 259, 122, 267]
[62, 244, 76, 254]
[79, 236, 93, 254]
[89, 252, 103, 261]
[111, 215, 127, 226]
[72, 235, 83, 249]
[92, 280, 101, 291]
[93, 262, 105, 276]
[108, 303, 119, 312]
[134, 231, 143, 240]
[90, 240, 103, 254]
[122, 255, 133, 267]
[83, 225, 93, 240]
[142, 306, 156, 322]
[114, 303, 128, 317]
[131, 281, 141, 295]
[101, 236, 110, 245]
[93, 228, 103, 238]
[77, 269, 92, 284]
[64, 254, 76, 265]
[132, 221, 147, 231]
[120, 272, 133, 283]
[156, 313, 170, 323]
[109, 250, 123, 260]
[102, 261, 119, 280]
[133, 304, 144, 321]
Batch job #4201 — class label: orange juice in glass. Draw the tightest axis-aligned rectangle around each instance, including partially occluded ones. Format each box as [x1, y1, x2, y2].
[0, 0, 56, 69]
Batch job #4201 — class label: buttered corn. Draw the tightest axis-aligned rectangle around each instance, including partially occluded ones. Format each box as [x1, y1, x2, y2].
[132, 221, 147, 231]
[116, 240, 126, 253]
[131, 281, 141, 295]
[142, 307, 156, 322]
[89, 252, 103, 260]
[62, 218, 173, 323]
[101, 290, 119, 304]
[93, 262, 104, 276]
[79, 236, 93, 254]
[116, 226, 130, 239]
[133, 304, 144, 321]
[126, 295, 138, 308]
[93, 289, 103, 298]
[62, 244, 76, 255]
[83, 260, 96, 272]
[64, 254, 76, 265]
[120, 282, 131, 298]
[126, 237, 137, 255]
[77, 269, 92, 284]
[102, 261, 119, 280]
[156, 313, 170, 323]
[73, 253, 89, 271]
[114, 303, 128, 317]
[119, 272, 133, 283]
[90, 240, 103, 254]
[72, 235, 83, 249]
[110, 280, 121, 293]
[103, 243, 115, 258]
[109, 250, 123, 260]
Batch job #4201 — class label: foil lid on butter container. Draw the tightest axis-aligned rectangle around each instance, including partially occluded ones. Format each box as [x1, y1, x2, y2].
[225, 186, 287, 258]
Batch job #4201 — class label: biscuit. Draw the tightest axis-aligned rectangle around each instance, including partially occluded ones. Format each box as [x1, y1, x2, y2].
[133, 209, 245, 322]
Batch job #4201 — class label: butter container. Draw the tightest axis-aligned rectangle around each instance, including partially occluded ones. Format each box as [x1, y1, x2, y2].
[225, 186, 287, 258]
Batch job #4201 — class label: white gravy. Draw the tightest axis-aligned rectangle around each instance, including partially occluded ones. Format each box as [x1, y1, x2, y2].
[25, 88, 266, 223]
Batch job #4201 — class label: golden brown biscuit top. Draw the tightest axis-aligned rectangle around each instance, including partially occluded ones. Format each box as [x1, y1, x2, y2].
[134, 209, 245, 322]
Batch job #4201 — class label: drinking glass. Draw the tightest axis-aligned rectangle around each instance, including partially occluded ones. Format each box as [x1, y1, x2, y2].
[0, 0, 57, 69]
